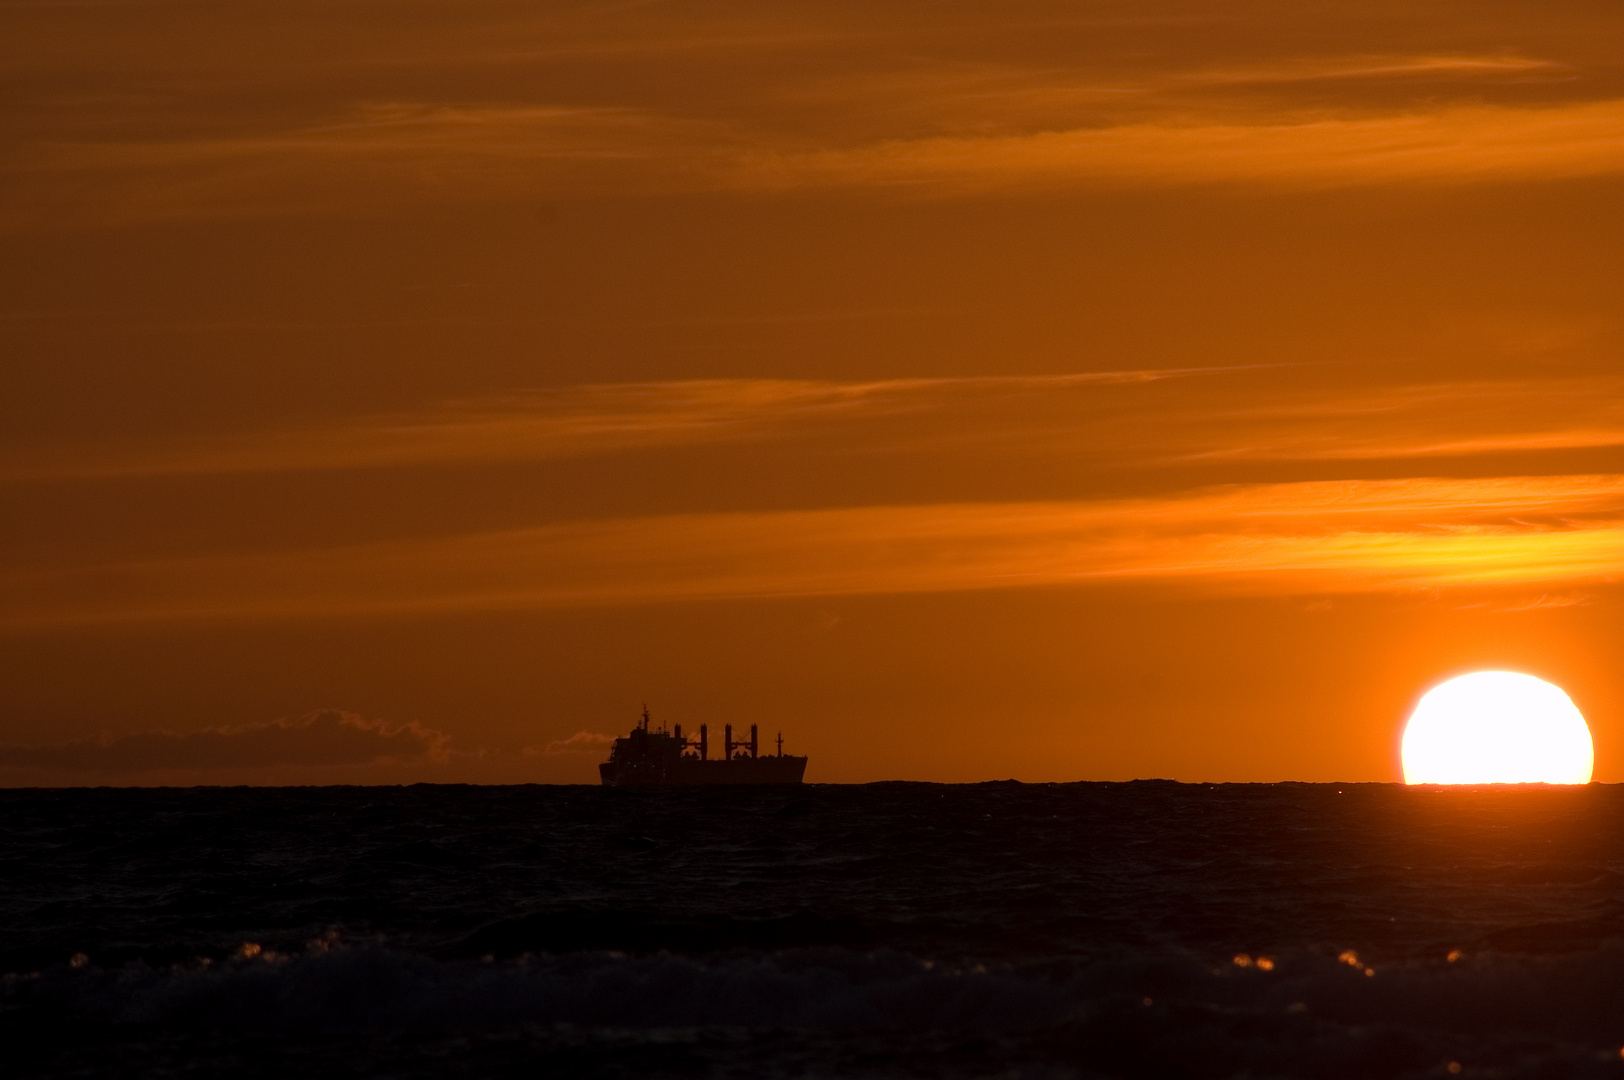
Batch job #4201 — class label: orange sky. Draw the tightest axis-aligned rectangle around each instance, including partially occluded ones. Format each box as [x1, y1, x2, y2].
[2, 0, 1622, 785]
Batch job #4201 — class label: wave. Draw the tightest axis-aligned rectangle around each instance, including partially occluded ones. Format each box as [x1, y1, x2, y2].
[9, 944, 1624, 1077]
[5, 946, 1065, 1035]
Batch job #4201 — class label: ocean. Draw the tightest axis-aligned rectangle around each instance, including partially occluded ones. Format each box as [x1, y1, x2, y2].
[5, 781, 1624, 1078]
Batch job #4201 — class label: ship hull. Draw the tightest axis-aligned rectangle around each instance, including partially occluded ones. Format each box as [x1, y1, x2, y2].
[599, 755, 807, 787]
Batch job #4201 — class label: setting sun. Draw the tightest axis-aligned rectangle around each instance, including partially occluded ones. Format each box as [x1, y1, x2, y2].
[1402, 672, 1593, 785]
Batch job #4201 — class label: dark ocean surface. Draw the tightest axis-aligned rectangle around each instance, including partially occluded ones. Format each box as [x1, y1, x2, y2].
[6, 781, 1624, 1078]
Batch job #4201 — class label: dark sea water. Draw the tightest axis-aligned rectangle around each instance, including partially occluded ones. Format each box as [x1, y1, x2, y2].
[6, 781, 1624, 1078]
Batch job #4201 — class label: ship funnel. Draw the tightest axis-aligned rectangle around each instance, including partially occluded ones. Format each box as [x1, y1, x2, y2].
[750, 724, 759, 759]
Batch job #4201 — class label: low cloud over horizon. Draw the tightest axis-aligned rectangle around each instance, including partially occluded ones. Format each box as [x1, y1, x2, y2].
[0, 710, 451, 784]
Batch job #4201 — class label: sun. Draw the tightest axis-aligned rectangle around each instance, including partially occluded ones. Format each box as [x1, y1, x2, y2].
[1401, 672, 1592, 785]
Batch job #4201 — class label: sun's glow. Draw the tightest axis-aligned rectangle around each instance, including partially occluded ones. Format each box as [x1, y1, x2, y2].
[1401, 672, 1593, 785]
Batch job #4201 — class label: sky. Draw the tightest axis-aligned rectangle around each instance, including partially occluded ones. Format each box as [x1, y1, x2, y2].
[2, 0, 1622, 785]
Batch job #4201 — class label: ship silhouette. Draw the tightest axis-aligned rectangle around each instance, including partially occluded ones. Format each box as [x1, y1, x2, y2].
[599, 706, 808, 786]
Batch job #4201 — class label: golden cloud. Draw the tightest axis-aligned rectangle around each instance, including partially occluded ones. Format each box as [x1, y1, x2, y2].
[741, 100, 1624, 192]
[2, 475, 1619, 628]
[0, 369, 1197, 479]
[9, 92, 1624, 226]
[12, 371, 1623, 479]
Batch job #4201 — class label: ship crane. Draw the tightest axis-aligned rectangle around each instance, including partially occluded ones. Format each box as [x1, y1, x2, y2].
[723, 724, 763, 759]
[675, 723, 709, 760]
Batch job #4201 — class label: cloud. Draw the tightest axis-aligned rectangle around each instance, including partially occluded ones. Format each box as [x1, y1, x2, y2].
[1178, 55, 1570, 87]
[1482, 591, 1593, 612]
[11, 370, 1624, 480]
[521, 731, 615, 757]
[0, 710, 450, 775]
[1143, 377, 1624, 465]
[3, 104, 729, 224]
[0, 368, 1208, 479]
[2, 475, 1621, 628]
[739, 100, 1624, 193]
[7, 55, 1624, 227]
[777, 53, 1576, 140]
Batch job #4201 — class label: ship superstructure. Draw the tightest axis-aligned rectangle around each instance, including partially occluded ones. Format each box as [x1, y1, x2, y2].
[598, 706, 808, 786]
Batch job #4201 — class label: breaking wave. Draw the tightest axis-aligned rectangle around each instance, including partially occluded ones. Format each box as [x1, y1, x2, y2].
[9, 942, 1624, 1076]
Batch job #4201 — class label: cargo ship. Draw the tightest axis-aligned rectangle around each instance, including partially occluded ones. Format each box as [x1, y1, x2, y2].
[599, 707, 808, 786]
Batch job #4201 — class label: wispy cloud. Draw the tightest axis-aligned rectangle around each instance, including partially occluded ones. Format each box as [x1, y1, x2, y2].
[783, 53, 1576, 136]
[1178, 55, 1570, 87]
[5, 104, 728, 223]
[521, 731, 614, 758]
[7, 55, 1624, 225]
[11, 371, 1623, 480]
[1146, 378, 1624, 465]
[0, 369, 1203, 479]
[3, 475, 1620, 628]
[741, 100, 1624, 193]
